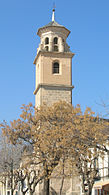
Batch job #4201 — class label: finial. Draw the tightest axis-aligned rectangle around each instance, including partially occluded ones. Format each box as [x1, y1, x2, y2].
[52, 3, 56, 22]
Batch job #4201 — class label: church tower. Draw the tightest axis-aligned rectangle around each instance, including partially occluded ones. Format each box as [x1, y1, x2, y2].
[33, 9, 74, 107]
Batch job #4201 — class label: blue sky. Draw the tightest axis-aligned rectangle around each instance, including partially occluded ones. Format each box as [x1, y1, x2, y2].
[0, 0, 109, 122]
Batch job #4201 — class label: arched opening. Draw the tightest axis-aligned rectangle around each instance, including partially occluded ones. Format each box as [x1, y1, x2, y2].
[54, 46, 58, 52]
[52, 62, 59, 74]
[54, 37, 58, 44]
[45, 37, 49, 45]
[45, 46, 49, 51]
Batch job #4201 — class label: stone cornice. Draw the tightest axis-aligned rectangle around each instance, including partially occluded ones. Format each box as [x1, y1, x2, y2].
[33, 51, 75, 65]
[37, 26, 70, 38]
[33, 83, 74, 95]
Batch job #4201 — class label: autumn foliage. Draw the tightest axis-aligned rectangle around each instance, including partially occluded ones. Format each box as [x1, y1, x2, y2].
[1, 101, 109, 195]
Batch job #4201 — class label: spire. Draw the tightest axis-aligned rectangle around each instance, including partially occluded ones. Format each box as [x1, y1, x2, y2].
[52, 4, 56, 22]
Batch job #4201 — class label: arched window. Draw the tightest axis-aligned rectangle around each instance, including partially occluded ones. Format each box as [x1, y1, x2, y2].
[54, 46, 58, 52]
[45, 37, 49, 45]
[53, 62, 59, 74]
[54, 37, 58, 44]
[45, 46, 49, 51]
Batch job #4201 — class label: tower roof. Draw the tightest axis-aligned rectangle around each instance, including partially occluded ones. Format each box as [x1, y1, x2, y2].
[43, 20, 63, 28]
[37, 9, 70, 37]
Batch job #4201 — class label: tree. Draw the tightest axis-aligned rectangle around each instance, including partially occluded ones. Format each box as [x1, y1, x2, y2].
[0, 133, 23, 195]
[66, 107, 109, 195]
[69, 148, 100, 195]
[1, 101, 109, 195]
[14, 146, 46, 195]
[14, 168, 44, 195]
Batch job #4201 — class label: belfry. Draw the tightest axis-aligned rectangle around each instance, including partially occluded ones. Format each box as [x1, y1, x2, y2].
[33, 9, 75, 107]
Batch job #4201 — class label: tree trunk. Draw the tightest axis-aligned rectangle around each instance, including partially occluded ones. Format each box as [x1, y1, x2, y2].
[11, 189, 14, 195]
[88, 185, 92, 195]
[43, 178, 50, 195]
[60, 177, 64, 195]
[30, 191, 33, 195]
[22, 193, 26, 195]
[82, 187, 92, 195]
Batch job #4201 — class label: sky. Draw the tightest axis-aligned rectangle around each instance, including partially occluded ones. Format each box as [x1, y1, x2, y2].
[0, 0, 109, 122]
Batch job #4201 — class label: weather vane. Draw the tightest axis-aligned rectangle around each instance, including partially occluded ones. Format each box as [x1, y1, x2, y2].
[53, 2, 56, 11]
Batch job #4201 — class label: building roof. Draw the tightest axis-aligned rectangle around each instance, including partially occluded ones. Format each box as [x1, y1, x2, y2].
[37, 21, 70, 37]
[43, 20, 63, 28]
[37, 9, 70, 37]
[94, 180, 109, 189]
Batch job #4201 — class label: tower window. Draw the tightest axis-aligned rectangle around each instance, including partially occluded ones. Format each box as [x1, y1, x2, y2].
[54, 46, 58, 52]
[54, 37, 58, 44]
[53, 62, 59, 74]
[45, 46, 49, 51]
[45, 37, 49, 45]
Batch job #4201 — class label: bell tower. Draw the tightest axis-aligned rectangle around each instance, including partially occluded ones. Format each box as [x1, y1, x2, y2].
[33, 9, 75, 107]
